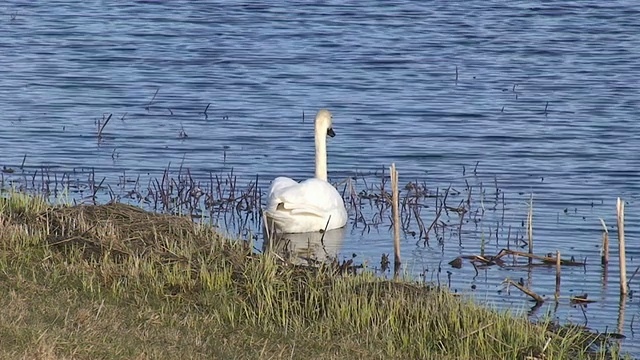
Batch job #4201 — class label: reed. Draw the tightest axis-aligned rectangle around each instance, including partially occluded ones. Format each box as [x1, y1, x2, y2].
[555, 250, 561, 301]
[527, 194, 534, 265]
[390, 163, 401, 276]
[617, 197, 627, 295]
[1, 161, 503, 252]
[618, 295, 627, 337]
[145, 87, 160, 111]
[203, 103, 211, 119]
[97, 113, 112, 139]
[600, 218, 609, 266]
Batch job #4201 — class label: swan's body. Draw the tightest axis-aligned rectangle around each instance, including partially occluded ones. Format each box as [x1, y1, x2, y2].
[267, 177, 347, 233]
[266, 109, 347, 234]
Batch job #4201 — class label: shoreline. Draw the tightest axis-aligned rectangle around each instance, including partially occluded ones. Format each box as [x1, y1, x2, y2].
[0, 191, 622, 359]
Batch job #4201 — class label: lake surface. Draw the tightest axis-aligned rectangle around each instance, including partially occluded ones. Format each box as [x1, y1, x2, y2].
[2, 1, 640, 356]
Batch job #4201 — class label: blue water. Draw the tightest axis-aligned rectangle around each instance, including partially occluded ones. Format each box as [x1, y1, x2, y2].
[2, 1, 640, 356]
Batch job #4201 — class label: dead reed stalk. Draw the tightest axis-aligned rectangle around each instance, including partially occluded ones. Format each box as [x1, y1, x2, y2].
[617, 294, 626, 336]
[504, 278, 543, 303]
[617, 197, 627, 295]
[97, 113, 113, 139]
[599, 218, 609, 266]
[527, 195, 533, 265]
[391, 163, 401, 276]
[555, 250, 561, 301]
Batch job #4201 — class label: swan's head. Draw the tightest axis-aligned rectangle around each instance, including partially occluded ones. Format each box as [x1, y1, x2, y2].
[315, 109, 335, 137]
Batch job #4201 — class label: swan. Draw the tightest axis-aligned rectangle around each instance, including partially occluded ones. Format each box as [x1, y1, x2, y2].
[265, 109, 348, 234]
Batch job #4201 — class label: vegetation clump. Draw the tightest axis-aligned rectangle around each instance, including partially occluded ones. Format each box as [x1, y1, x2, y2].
[0, 192, 622, 359]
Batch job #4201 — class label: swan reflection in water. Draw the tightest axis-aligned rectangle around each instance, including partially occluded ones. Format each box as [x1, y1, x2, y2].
[263, 227, 346, 266]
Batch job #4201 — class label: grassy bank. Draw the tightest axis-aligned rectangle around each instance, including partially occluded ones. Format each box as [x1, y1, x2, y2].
[0, 192, 620, 359]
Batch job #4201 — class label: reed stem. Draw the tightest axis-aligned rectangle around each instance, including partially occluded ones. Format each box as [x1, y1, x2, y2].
[527, 194, 533, 265]
[555, 250, 561, 301]
[391, 163, 401, 276]
[617, 197, 627, 295]
[599, 218, 609, 266]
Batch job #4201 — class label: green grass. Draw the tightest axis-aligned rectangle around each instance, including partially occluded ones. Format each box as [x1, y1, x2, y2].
[0, 191, 623, 359]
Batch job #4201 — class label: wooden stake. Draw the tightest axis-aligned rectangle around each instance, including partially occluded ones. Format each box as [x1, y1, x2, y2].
[391, 163, 401, 276]
[555, 250, 561, 301]
[617, 197, 627, 295]
[599, 218, 609, 266]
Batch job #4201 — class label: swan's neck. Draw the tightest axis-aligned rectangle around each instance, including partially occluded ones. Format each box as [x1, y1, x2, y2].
[315, 127, 328, 182]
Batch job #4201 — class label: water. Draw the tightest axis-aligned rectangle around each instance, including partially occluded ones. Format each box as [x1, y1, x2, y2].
[2, 1, 640, 355]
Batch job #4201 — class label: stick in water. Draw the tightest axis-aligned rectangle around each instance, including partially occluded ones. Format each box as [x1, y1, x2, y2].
[555, 250, 561, 301]
[599, 218, 609, 266]
[617, 197, 627, 295]
[527, 194, 533, 265]
[391, 163, 401, 276]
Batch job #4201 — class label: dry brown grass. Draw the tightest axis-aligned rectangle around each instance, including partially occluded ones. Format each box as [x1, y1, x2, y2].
[43, 203, 224, 259]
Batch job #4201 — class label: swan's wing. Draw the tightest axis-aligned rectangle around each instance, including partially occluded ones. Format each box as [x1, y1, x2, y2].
[268, 178, 342, 218]
[268, 177, 299, 198]
[267, 177, 309, 213]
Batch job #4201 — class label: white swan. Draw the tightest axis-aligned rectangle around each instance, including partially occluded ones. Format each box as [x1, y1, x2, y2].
[266, 109, 348, 234]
